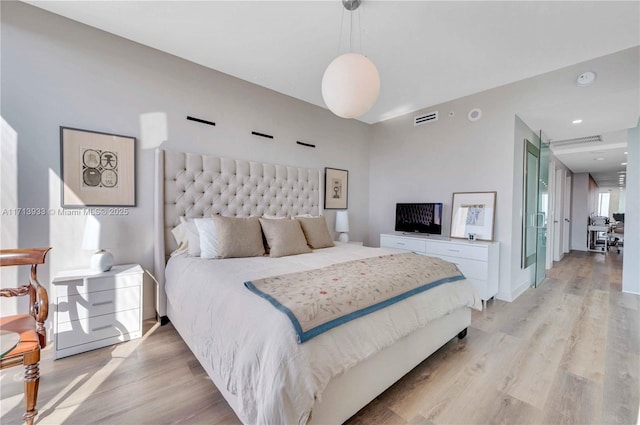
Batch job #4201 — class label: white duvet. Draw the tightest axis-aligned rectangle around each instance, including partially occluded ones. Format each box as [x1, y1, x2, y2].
[165, 243, 482, 425]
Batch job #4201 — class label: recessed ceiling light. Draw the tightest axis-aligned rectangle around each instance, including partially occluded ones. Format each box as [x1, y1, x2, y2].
[622, 162, 628, 165]
[618, 171, 626, 174]
[594, 157, 605, 161]
[624, 151, 628, 155]
[576, 71, 597, 87]
[572, 119, 583, 124]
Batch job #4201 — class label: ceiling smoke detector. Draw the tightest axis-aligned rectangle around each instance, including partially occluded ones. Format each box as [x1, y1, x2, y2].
[576, 71, 597, 87]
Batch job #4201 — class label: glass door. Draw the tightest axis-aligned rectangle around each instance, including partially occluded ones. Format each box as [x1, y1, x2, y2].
[522, 139, 539, 270]
[522, 136, 549, 287]
[536, 140, 549, 286]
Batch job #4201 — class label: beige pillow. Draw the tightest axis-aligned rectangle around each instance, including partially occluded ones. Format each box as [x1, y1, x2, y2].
[212, 216, 265, 259]
[259, 218, 312, 258]
[296, 216, 335, 249]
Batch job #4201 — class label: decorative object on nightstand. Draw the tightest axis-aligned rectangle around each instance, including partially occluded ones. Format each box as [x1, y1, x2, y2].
[52, 264, 143, 359]
[336, 210, 350, 243]
[83, 215, 119, 272]
[0, 247, 51, 425]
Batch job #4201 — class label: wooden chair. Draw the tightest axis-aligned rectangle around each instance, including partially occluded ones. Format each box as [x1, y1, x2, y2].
[1, 248, 51, 425]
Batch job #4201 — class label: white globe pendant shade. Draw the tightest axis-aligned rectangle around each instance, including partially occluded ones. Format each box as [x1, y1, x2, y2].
[322, 53, 380, 119]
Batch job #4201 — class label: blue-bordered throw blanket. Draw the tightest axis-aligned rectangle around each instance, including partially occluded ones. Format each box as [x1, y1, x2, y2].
[244, 253, 465, 343]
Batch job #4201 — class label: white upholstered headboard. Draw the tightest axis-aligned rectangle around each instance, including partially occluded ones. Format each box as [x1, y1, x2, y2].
[153, 148, 323, 319]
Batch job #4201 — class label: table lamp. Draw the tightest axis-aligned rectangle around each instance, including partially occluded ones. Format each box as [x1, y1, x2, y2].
[335, 210, 350, 243]
[83, 215, 118, 272]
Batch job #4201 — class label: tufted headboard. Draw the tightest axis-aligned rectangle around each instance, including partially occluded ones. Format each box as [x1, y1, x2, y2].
[153, 148, 322, 319]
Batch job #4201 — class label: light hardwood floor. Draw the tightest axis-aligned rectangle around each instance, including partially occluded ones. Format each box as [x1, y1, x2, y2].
[1, 251, 638, 424]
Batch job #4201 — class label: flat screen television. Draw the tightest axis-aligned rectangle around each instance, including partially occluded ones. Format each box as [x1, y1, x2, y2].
[395, 203, 443, 235]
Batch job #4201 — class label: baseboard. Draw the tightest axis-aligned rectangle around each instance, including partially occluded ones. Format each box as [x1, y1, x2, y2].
[496, 279, 530, 302]
[511, 280, 530, 301]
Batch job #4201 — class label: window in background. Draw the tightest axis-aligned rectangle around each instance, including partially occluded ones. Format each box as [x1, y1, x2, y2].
[598, 192, 610, 217]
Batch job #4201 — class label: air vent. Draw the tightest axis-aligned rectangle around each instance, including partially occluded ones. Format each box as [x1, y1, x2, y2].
[414, 111, 438, 126]
[549, 135, 602, 147]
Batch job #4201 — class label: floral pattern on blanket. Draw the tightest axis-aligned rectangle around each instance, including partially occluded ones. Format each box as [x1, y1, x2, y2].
[245, 253, 465, 342]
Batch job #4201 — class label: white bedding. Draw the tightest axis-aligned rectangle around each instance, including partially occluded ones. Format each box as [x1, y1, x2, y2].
[165, 243, 482, 425]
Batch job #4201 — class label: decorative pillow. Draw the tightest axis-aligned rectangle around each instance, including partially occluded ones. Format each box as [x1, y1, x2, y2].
[179, 217, 201, 257]
[259, 218, 312, 258]
[296, 216, 335, 249]
[170, 222, 189, 256]
[212, 216, 265, 259]
[195, 217, 218, 259]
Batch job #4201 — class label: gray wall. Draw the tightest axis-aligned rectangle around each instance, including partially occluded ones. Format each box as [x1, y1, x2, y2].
[0, 2, 372, 319]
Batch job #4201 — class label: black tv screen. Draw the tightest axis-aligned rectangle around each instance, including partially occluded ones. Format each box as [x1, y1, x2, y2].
[395, 203, 443, 235]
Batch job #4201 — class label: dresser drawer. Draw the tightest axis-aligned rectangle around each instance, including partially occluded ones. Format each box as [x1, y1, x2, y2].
[380, 235, 426, 253]
[427, 241, 487, 261]
[56, 285, 141, 324]
[56, 308, 141, 350]
[430, 254, 488, 280]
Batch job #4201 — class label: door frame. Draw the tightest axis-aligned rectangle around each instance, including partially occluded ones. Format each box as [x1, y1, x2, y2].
[563, 175, 572, 253]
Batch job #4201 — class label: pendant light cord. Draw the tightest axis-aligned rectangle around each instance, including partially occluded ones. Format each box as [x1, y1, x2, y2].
[337, 3, 345, 55]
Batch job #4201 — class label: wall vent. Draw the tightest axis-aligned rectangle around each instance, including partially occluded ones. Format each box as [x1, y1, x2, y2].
[549, 135, 602, 147]
[414, 111, 438, 126]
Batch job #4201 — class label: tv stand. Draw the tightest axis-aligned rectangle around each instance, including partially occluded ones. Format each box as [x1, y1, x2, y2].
[380, 233, 499, 307]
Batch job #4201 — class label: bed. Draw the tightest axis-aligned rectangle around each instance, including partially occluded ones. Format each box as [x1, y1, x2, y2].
[153, 149, 482, 424]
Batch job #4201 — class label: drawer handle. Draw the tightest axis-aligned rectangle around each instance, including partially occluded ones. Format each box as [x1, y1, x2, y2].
[91, 325, 111, 332]
[396, 242, 405, 245]
[448, 249, 460, 252]
[92, 301, 113, 307]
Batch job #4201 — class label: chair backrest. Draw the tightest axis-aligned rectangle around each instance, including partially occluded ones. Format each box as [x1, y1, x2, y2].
[0, 248, 52, 347]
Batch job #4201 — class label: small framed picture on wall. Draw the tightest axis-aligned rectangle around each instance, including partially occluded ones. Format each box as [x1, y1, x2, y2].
[324, 167, 348, 209]
[60, 126, 136, 207]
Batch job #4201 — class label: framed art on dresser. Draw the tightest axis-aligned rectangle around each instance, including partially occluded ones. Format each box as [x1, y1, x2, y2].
[450, 191, 496, 241]
[324, 167, 348, 209]
[60, 127, 136, 207]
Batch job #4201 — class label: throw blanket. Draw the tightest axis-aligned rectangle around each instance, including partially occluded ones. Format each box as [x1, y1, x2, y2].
[245, 253, 465, 343]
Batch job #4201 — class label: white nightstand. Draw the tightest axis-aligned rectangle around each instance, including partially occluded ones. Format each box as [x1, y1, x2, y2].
[52, 264, 143, 359]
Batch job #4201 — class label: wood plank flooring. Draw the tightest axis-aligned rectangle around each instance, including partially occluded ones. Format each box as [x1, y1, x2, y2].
[1, 251, 637, 424]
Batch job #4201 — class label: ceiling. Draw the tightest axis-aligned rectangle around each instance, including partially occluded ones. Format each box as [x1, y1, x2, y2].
[24, 0, 640, 187]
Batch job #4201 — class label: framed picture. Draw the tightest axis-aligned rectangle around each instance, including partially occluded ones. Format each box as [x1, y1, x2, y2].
[324, 167, 348, 209]
[60, 127, 136, 207]
[450, 191, 496, 241]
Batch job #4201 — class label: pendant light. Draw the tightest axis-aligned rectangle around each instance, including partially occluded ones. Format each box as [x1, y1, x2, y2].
[322, 0, 380, 119]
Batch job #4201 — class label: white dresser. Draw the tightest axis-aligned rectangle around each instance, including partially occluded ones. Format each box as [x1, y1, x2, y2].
[52, 264, 143, 359]
[380, 233, 499, 306]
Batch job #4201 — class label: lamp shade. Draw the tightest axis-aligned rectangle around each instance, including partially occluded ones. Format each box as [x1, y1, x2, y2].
[322, 53, 380, 119]
[82, 215, 120, 250]
[335, 210, 350, 233]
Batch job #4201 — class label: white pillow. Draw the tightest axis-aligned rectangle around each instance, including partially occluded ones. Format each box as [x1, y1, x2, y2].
[170, 222, 189, 256]
[180, 217, 201, 257]
[195, 217, 218, 259]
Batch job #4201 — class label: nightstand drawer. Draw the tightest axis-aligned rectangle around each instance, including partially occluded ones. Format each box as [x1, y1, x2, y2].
[56, 308, 141, 350]
[431, 254, 488, 280]
[380, 235, 426, 253]
[427, 241, 487, 261]
[56, 286, 140, 324]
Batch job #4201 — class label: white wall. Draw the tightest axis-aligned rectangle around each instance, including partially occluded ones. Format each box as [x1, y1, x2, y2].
[622, 119, 639, 294]
[1, 2, 372, 321]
